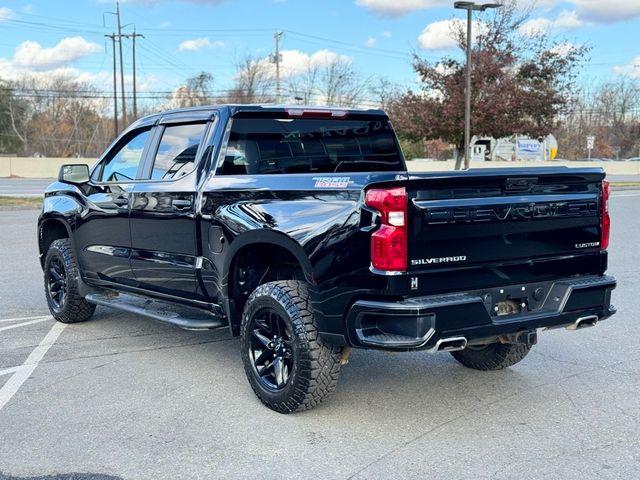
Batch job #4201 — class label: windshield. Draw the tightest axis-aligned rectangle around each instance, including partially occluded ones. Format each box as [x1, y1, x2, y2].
[220, 117, 404, 175]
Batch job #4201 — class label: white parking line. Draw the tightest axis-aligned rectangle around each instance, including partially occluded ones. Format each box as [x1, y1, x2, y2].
[0, 315, 51, 324]
[0, 366, 21, 377]
[0, 321, 66, 411]
[0, 317, 51, 332]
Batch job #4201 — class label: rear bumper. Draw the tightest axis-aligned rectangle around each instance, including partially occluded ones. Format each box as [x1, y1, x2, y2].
[345, 275, 616, 351]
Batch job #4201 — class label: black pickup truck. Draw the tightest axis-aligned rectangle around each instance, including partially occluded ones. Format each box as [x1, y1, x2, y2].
[38, 105, 616, 413]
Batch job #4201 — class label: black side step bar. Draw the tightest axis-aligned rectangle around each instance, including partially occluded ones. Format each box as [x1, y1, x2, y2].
[85, 292, 227, 331]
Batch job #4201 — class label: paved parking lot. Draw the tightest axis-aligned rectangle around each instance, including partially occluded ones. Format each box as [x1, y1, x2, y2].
[0, 192, 639, 480]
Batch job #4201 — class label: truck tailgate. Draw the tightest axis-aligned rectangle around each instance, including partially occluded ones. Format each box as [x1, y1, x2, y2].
[405, 167, 606, 271]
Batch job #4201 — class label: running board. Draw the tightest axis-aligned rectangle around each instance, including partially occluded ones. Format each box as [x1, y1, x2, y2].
[85, 292, 227, 331]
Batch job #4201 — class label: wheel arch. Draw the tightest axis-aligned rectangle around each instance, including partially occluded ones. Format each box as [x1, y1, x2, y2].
[38, 216, 73, 269]
[222, 230, 317, 336]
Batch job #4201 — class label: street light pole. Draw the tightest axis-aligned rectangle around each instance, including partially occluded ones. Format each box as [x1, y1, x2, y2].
[464, 6, 472, 170]
[454, 2, 503, 170]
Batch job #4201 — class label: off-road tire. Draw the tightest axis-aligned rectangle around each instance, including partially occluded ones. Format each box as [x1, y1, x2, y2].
[44, 238, 96, 323]
[450, 342, 531, 371]
[240, 280, 342, 413]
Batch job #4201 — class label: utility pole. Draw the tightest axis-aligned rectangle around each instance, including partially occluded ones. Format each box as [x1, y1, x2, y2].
[116, 2, 127, 127]
[105, 34, 118, 138]
[273, 31, 283, 104]
[124, 31, 144, 119]
[453, 2, 503, 170]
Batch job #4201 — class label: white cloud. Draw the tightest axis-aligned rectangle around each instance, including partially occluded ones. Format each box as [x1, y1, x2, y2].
[12, 37, 101, 70]
[355, 0, 554, 17]
[418, 19, 487, 50]
[554, 10, 583, 28]
[381, 31, 392, 38]
[520, 9, 584, 36]
[0, 6, 13, 21]
[355, 0, 640, 24]
[548, 42, 579, 57]
[519, 17, 553, 36]
[98, 0, 226, 4]
[572, 0, 640, 22]
[178, 37, 224, 52]
[364, 36, 376, 47]
[0, 35, 155, 96]
[252, 49, 352, 79]
[613, 56, 640, 79]
[355, 0, 449, 18]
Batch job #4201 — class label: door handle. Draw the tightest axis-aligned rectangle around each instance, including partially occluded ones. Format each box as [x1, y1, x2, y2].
[172, 199, 192, 210]
[113, 196, 128, 207]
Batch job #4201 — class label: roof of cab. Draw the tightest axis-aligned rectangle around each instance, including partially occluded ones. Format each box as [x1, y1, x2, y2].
[131, 104, 388, 128]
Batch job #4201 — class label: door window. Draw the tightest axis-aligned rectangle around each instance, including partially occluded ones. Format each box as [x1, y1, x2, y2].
[98, 129, 151, 182]
[149, 123, 207, 180]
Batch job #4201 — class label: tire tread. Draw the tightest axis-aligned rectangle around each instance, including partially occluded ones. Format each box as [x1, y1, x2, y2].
[451, 342, 531, 371]
[44, 238, 95, 323]
[240, 280, 342, 413]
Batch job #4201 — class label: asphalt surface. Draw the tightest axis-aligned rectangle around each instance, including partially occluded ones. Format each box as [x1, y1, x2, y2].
[0, 192, 639, 480]
[1, 174, 640, 197]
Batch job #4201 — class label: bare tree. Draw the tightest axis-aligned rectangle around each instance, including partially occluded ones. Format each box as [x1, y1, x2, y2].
[225, 55, 274, 104]
[369, 77, 402, 110]
[287, 57, 368, 107]
[168, 72, 215, 108]
[0, 75, 110, 157]
[556, 79, 640, 159]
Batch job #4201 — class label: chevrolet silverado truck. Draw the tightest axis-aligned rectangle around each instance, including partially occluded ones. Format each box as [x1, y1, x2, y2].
[38, 105, 617, 413]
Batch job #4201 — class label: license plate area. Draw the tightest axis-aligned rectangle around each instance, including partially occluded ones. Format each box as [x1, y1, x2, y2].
[480, 283, 549, 318]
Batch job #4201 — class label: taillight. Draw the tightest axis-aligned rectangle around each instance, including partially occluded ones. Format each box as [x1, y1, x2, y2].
[365, 187, 407, 271]
[601, 180, 610, 250]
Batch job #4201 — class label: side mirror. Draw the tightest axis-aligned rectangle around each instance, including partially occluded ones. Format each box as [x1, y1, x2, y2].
[58, 164, 90, 184]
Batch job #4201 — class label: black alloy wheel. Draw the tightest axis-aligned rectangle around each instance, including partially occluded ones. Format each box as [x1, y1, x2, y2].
[248, 307, 295, 390]
[47, 255, 67, 312]
[240, 281, 342, 413]
[43, 238, 96, 323]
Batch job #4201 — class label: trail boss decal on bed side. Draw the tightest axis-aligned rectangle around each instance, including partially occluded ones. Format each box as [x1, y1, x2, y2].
[313, 177, 353, 188]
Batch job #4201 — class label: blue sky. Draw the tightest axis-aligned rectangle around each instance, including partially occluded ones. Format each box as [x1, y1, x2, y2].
[0, 0, 638, 105]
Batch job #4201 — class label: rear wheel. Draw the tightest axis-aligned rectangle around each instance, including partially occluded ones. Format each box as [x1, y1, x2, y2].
[240, 280, 342, 413]
[44, 238, 95, 323]
[450, 342, 531, 371]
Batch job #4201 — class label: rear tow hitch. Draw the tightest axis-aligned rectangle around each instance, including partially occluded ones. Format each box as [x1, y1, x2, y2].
[499, 330, 538, 347]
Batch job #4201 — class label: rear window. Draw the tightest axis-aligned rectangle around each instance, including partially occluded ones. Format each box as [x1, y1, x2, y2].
[220, 118, 404, 175]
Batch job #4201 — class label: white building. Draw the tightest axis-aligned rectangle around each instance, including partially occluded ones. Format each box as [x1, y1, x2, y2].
[471, 134, 558, 162]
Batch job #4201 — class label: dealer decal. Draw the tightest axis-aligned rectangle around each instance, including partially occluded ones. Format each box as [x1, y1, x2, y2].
[312, 177, 353, 188]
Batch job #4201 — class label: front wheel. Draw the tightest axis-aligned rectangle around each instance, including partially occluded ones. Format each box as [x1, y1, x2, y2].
[450, 342, 531, 371]
[44, 238, 96, 323]
[240, 280, 342, 413]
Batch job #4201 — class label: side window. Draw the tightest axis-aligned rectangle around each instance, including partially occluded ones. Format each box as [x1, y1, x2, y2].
[98, 129, 151, 182]
[149, 123, 207, 180]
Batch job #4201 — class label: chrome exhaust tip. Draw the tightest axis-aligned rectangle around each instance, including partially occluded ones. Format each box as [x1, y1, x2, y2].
[566, 315, 599, 330]
[428, 336, 468, 353]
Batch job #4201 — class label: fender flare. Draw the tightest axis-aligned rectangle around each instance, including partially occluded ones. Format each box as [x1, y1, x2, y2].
[222, 229, 314, 290]
[38, 214, 74, 262]
[221, 229, 319, 331]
